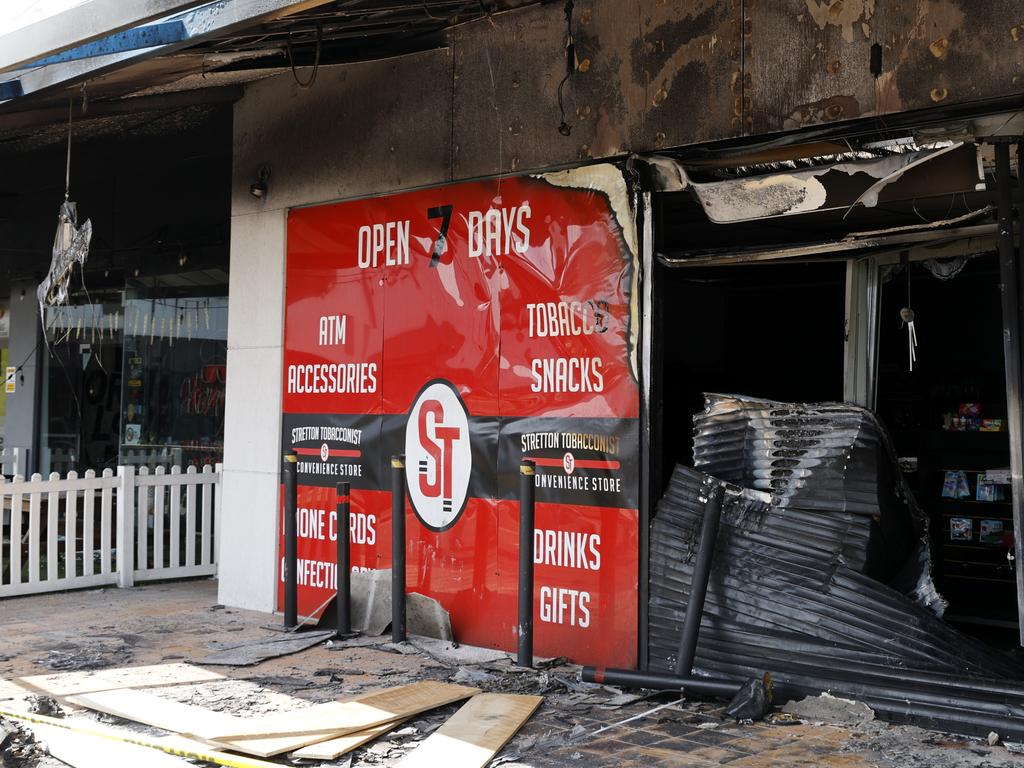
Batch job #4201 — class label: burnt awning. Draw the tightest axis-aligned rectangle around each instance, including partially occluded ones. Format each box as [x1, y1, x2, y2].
[0, 0, 538, 132]
[638, 135, 1019, 266]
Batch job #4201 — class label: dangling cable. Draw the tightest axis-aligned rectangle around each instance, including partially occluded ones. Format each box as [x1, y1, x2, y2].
[66, 93, 108, 375]
[899, 255, 917, 372]
[64, 97, 72, 200]
[287, 22, 322, 89]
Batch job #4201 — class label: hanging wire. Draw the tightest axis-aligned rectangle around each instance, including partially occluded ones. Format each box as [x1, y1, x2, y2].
[64, 98, 72, 200]
[902, 258, 917, 371]
[286, 22, 323, 89]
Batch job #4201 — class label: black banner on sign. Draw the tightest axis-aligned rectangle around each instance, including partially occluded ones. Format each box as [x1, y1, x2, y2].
[498, 417, 640, 509]
[283, 411, 638, 510]
[282, 413, 384, 490]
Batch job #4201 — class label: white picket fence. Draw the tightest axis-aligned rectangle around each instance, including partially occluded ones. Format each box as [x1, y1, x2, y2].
[0, 464, 221, 598]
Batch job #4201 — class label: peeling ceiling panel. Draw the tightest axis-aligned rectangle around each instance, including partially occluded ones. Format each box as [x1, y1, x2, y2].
[644, 142, 985, 224]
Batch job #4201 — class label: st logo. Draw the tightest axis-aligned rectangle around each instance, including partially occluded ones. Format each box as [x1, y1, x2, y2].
[404, 380, 471, 531]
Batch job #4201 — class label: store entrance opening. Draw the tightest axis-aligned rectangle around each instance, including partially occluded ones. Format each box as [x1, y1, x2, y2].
[875, 254, 1018, 644]
[651, 251, 1020, 647]
[655, 261, 847, 493]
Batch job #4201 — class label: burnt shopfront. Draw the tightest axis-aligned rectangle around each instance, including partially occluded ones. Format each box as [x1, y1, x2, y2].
[637, 129, 1024, 737]
[3, 0, 1024, 743]
[274, 119, 1024, 736]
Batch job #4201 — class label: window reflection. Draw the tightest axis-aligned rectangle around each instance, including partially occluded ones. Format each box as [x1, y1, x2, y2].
[121, 277, 227, 468]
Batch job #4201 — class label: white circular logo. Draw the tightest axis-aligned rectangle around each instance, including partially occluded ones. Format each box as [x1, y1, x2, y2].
[563, 452, 575, 474]
[320, 443, 330, 462]
[405, 380, 472, 531]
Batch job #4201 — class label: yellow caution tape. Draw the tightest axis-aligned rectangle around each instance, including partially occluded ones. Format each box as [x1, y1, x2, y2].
[0, 708, 278, 768]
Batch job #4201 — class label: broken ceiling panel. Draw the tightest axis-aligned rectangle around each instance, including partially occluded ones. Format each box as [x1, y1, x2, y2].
[658, 141, 982, 223]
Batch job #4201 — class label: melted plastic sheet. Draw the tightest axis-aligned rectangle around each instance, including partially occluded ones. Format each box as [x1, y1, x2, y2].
[649, 394, 1024, 739]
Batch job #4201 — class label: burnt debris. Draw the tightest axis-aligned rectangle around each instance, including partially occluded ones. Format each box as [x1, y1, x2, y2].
[648, 393, 1024, 740]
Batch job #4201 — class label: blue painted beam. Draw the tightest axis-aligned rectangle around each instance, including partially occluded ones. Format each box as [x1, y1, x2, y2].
[18, 21, 189, 70]
[0, 1, 213, 75]
[8, 0, 334, 102]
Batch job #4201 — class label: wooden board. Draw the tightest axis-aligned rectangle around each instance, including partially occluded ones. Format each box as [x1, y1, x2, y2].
[398, 693, 542, 768]
[65, 689, 319, 757]
[207, 680, 481, 740]
[18, 663, 223, 697]
[66, 688, 241, 736]
[290, 717, 408, 760]
[0, 678, 29, 701]
[0, 709, 280, 768]
[68, 681, 480, 758]
[29, 722, 194, 768]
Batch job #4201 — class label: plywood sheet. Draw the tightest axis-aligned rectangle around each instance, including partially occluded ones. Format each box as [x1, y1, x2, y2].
[18, 663, 223, 696]
[290, 717, 407, 760]
[68, 681, 480, 758]
[67, 688, 240, 734]
[208, 681, 481, 741]
[29, 722, 193, 768]
[398, 693, 542, 768]
[0, 709, 280, 768]
[65, 689, 316, 757]
[0, 678, 29, 700]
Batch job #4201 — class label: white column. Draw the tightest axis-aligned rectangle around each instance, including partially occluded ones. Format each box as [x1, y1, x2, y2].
[217, 208, 286, 612]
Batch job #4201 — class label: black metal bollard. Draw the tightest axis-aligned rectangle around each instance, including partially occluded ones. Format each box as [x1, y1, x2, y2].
[674, 483, 724, 676]
[283, 450, 298, 629]
[336, 481, 352, 637]
[391, 454, 407, 643]
[517, 459, 536, 667]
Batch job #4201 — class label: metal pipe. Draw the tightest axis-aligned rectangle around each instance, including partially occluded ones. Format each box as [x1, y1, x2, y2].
[582, 666, 743, 699]
[517, 459, 536, 668]
[638, 190, 655, 672]
[391, 454, 406, 643]
[994, 140, 1024, 646]
[674, 484, 724, 675]
[336, 481, 351, 638]
[282, 450, 298, 629]
[1016, 138, 1024, 647]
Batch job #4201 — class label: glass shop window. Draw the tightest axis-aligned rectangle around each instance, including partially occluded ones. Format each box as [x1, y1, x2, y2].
[120, 278, 228, 468]
[40, 297, 125, 474]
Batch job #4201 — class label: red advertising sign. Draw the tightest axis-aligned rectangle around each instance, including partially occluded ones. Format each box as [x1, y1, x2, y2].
[281, 165, 640, 667]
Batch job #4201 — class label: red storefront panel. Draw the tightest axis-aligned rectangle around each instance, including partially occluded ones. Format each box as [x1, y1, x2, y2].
[281, 168, 640, 667]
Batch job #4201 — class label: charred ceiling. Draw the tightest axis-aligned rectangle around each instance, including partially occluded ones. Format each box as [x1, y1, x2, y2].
[1, 0, 1023, 174]
[184, 0, 536, 68]
[0, 0, 546, 136]
[645, 133, 1021, 265]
